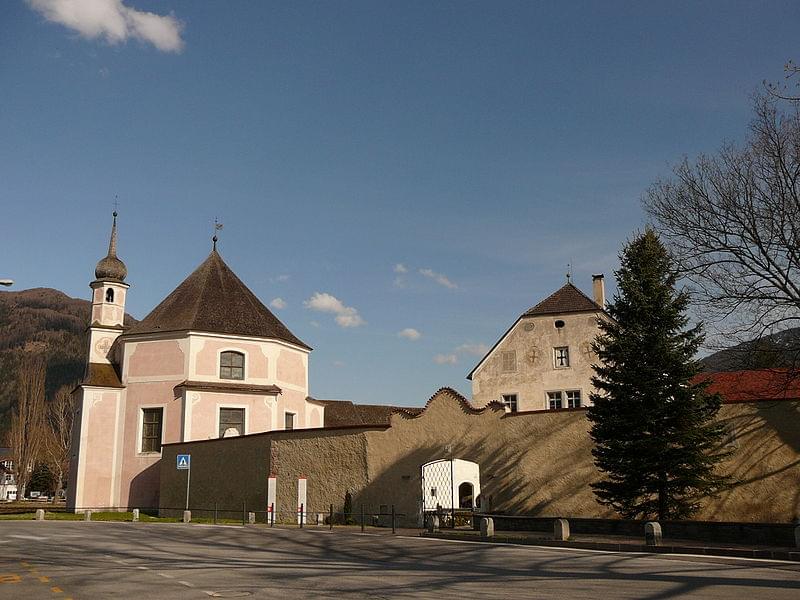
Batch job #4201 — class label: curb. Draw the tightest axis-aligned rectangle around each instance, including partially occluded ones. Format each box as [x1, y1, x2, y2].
[420, 532, 800, 562]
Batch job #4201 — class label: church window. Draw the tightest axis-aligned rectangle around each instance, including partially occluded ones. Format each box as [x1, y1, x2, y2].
[220, 351, 245, 380]
[219, 408, 245, 437]
[554, 346, 570, 368]
[502, 394, 518, 412]
[141, 408, 163, 453]
[106, 288, 114, 303]
[501, 350, 516, 372]
[547, 391, 563, 410]
[284, 412, 295, 430]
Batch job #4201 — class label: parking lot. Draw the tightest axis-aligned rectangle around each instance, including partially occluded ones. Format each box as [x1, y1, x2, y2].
[1, 520, 799, 599]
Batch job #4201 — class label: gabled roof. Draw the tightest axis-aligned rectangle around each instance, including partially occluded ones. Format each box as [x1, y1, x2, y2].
[467, 282, 604, 380]
[123, 250, 310, 350]
[523, 282, 602, 317]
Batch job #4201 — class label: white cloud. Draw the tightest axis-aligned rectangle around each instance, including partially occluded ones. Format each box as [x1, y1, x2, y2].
[271, 274, 290, 283]
[309, 320, 320, 328]
[398, 328, 421, 341]
[393, 263, 408, 274]
[456, 343, 490, 356]
[433, 353, 458, 365]
[270, 297, 286, 310]
[27, 0, 184, 53]
[419, 268, 457, 289]
[304, 292, 365, 328]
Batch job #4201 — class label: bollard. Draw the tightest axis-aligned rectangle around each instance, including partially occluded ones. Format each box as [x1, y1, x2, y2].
[182, 510, 191, 523]
[213, 502, 218, 525]
[794, 525, 800, 549]
[316, 513, 323, 526]
[554, 518, 570, 541]
[428, 514, 440, 533]
[391, 505, 396, 535]
[360, 504, 365, 533]
[242, 501, 246, 526]
[35, 509, 45, 521]
[270, 502, 275, 527]
[84, 510, 92, 522]
[132, 509, 139, 523]
[299, 503, 304, 528]
[248, 511, 256, 525]
[645, 521, 662, 546]
[480, 517, 494, 538]
[329, 504, 334, 530]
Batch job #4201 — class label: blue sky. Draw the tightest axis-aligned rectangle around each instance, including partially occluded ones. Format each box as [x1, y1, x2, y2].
[2, 1, 798, 406]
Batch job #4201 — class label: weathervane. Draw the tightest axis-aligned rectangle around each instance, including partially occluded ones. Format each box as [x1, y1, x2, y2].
[212, 217, 224, 250]
[566, 262, 572, 283]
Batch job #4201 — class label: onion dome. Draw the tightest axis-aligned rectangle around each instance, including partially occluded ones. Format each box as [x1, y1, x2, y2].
[95, 211, 127, 282]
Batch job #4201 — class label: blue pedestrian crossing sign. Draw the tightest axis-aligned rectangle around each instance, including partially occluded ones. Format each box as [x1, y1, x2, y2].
[177, 454, 191, 470]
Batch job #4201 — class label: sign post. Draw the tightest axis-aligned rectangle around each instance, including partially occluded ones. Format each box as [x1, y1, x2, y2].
[177, 454, 191, 510]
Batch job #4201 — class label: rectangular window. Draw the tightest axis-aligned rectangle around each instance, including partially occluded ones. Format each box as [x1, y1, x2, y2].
[285, 412, 295, 431]
[220, 351, 245, 380]
[554, 346, 570, 368]
[141, 408, 163, 453]
[547, 391, 563, 410]
[566, 390, 582, 408]
[502, 394, 518, 412]
[4, 474, 11, 484]
[501, 350, 517, 372]
[219, 407, 245, 437]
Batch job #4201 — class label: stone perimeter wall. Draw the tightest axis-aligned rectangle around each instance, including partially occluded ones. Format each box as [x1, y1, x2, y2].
[160, 390, 800, 525]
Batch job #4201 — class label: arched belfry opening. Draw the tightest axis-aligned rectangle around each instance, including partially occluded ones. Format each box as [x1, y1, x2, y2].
[106, 288, 114, 303]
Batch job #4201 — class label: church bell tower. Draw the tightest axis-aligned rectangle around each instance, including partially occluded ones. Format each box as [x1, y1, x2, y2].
[88, 211, 129, 364]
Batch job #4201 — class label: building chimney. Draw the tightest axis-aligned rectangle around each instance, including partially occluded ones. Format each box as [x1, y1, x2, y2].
[592, 274, 605, 308]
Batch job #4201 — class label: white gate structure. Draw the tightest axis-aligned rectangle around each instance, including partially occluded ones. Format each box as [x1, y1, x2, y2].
[420, 459, 481, 526]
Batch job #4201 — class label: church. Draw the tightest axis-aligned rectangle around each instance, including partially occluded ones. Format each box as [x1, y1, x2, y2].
[70, 215, 800, 525]
[67, 214, 325, 511]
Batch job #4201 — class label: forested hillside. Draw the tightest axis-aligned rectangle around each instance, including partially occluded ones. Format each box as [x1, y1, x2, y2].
[0, 288, 136, 438]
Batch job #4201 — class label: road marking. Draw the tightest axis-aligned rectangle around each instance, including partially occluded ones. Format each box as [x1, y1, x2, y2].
[0, 574, 21, 584]
[51, 586, 63, 593]
[9, 534, 48, 541]
[136, 566, 148, 570]
[179, 580, 195, 587]
[158, 573, 174, 579]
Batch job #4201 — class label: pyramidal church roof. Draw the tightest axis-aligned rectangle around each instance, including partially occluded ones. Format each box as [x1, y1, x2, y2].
[124, 249, 310, 350]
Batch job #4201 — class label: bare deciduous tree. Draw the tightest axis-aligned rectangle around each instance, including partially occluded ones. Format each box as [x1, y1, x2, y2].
[44, 383, 75, 501]
[644, 95, 800, 369]
[765, 59, 800, 101]
[9, 352, 47, 499]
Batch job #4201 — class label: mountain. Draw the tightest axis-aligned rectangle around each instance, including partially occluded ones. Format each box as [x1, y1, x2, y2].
[0, 288, 137, 438]
[700, 327, 800, 372]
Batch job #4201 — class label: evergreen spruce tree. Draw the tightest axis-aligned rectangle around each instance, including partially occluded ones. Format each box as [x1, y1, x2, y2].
[587, 229, 731, 520]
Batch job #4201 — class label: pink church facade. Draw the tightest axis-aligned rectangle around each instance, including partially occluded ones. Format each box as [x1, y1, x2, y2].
[68, 216, 323, 511]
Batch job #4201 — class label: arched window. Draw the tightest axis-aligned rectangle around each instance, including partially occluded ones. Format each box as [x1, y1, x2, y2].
[105, 288, 114, 303]
[458, 482, 474, 509]
[220, 351, 245, 380]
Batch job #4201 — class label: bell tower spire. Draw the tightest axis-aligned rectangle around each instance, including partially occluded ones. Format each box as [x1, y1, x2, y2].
[87, 211, 130, 364]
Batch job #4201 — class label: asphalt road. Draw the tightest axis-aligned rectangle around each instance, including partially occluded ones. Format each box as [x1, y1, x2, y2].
[1, 521, 799, 599]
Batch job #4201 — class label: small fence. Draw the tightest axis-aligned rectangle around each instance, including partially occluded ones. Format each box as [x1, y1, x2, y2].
[7, 503, 409, 534]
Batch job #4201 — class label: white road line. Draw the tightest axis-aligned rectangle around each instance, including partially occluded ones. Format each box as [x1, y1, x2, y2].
[8, 534, 48, 541]
[178, 580, 195, 587]
[136, 566, 148, 570]
[158, 573, 174, 579]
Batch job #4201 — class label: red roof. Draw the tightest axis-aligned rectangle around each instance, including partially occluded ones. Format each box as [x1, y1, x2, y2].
[696, 369, 800, 403]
